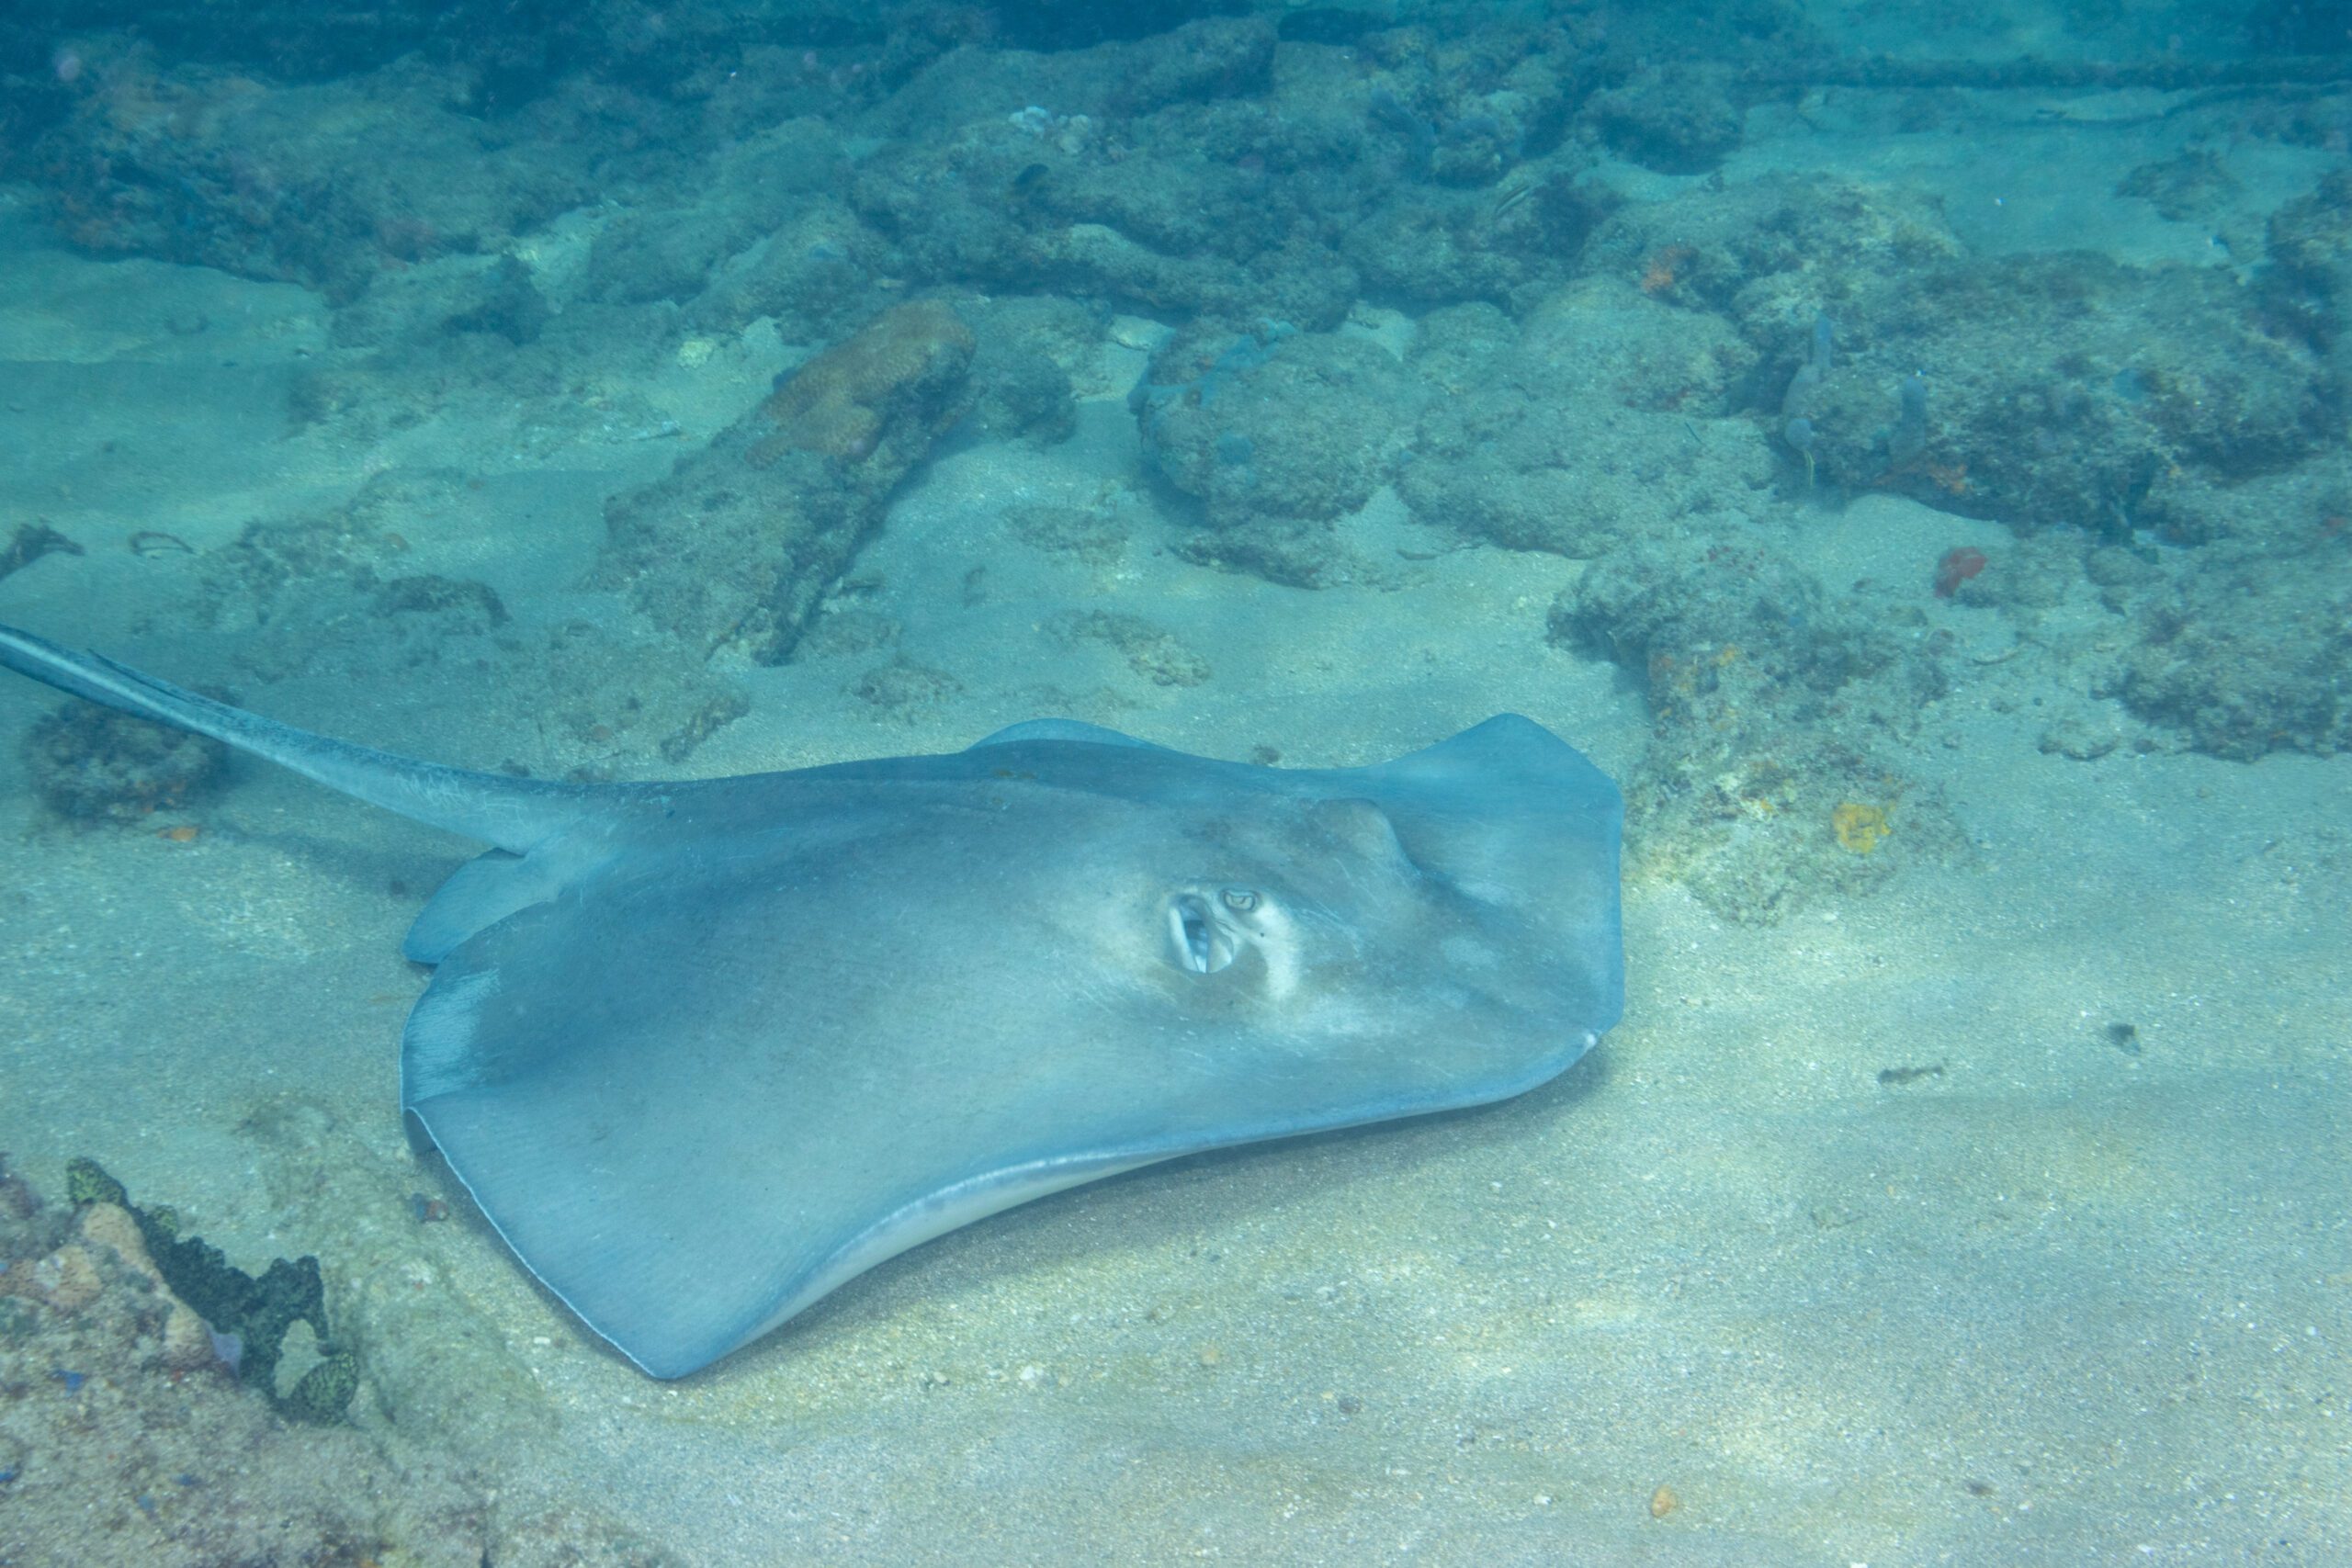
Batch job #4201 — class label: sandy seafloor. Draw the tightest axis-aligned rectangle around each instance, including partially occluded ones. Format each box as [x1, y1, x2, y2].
[0, 26, 2348, 1568]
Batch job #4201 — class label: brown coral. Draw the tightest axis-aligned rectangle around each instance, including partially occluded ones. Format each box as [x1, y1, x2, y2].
[752, 299, 976, 467]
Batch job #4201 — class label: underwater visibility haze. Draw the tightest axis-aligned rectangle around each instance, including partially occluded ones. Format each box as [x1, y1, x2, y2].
[0, 0, 2346, 1562]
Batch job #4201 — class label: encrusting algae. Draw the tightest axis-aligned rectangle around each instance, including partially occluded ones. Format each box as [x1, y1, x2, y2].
[1832, 801, 1892, 854]
[752, 299, 977, 467]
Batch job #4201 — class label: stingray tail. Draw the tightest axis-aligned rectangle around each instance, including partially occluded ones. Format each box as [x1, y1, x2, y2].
[0, 622, 602, 853]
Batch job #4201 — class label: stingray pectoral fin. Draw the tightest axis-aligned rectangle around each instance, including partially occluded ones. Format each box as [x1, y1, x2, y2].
[397, 884, 984, 1379]
[400, 931, 1116, 1378]
[419, 1032, 1151, 1379]
[1356, 714, 1624, 1034]
[400, 919, 784, 1376]
[403, 850, 578, 963]
[0, 620, 605, 852]
[965, 716, 1163, 751]
[1363, 713, 1617, 807]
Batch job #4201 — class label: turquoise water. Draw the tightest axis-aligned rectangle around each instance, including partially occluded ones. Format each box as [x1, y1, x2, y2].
[0, 2, 2346, 1562]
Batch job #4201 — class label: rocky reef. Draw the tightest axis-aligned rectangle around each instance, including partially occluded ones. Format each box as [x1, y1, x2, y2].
[0, 0, 2341, 891]
[594, 299, 982, 665]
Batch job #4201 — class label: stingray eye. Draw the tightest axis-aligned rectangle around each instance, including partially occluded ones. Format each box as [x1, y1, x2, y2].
[1220, 887, 1260, 913]
[1167, 893, 1238, 975]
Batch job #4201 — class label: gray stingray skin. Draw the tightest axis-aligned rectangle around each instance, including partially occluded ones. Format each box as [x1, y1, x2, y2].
[0, 622, 1623, 1378]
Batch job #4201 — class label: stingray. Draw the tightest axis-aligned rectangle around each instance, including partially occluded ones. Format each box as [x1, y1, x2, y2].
[0, 621, 1623, 1378]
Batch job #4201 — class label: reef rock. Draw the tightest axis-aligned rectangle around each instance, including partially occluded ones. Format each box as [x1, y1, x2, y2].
[597, 299, 979, 664]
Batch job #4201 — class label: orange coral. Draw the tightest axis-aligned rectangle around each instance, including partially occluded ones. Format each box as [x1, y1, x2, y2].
[753, 299, 976, 466]
[1641, 244, 1695, 296]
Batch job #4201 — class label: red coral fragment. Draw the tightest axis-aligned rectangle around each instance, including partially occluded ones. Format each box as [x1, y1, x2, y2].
[1932, 547, 1988, 598]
